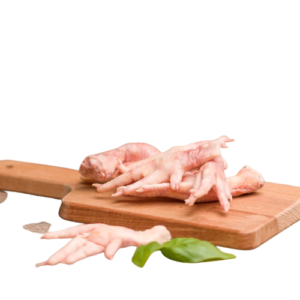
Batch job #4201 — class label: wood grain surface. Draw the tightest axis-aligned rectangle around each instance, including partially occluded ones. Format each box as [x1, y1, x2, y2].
[1, 160, 300, 250]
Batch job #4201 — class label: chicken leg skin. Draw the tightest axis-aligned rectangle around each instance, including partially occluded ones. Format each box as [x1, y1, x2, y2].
[125, 166, 265, 210]
[79, 143, 161, 182]
[36, 224, 171, 267]
[93, 136, 234, 195]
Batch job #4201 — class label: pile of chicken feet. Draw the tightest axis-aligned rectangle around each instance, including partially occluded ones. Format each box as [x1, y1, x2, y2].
[80, 136, 265, 212]
[36, 136, 265, 267]
[36, 224, 171, 267]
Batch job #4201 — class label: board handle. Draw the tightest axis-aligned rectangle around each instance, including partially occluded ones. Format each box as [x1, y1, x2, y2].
[0, 160, 80, 199]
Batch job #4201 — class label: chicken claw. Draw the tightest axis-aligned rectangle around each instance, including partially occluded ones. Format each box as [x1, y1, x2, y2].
[125, 166, 265, 212]
[93, 136, 234, 194]
[186, 156, 232, 211]
[36, 224, 171, 267]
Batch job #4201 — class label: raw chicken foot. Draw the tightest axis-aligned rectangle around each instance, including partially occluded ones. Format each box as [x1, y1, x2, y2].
[124, 166, 265, 211]
[186, 156, 232, 211]
[36, 224, 171, 267]
[93, 136, 234, 196]
[79, 143, 160, 182]
[117, 139, 228, 173]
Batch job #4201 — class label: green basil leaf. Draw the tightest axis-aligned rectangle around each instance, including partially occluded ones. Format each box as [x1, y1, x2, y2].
[161, 238, 236, 263]
[132, 242, 163, 268]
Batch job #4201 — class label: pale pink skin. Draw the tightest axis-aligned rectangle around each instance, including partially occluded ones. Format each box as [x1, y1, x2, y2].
[187, 156, 232, 211]
[126, 166, 265, 208]
[93, 135, 233, 211]
[36, 224, 171, 267]
[85, 135, 262, 211]
[93, 136, 234, 198]
[79, 143, 161, 182]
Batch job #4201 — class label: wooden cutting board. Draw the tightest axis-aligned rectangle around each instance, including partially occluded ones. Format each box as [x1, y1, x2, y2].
[1, 160, 300, 250]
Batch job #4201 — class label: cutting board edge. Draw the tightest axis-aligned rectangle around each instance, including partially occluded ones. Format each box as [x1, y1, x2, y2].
[218, 198, 300, 249]
[264, 181, 300, 189]
[58, 198, 211, 229]
[59, 200, 278, 250]
[275, 198, 300, 232]
[0, 180, 73, 200]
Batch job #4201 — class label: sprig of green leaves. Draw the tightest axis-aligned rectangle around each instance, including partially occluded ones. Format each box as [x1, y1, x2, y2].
[132, 238, 236, 268]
